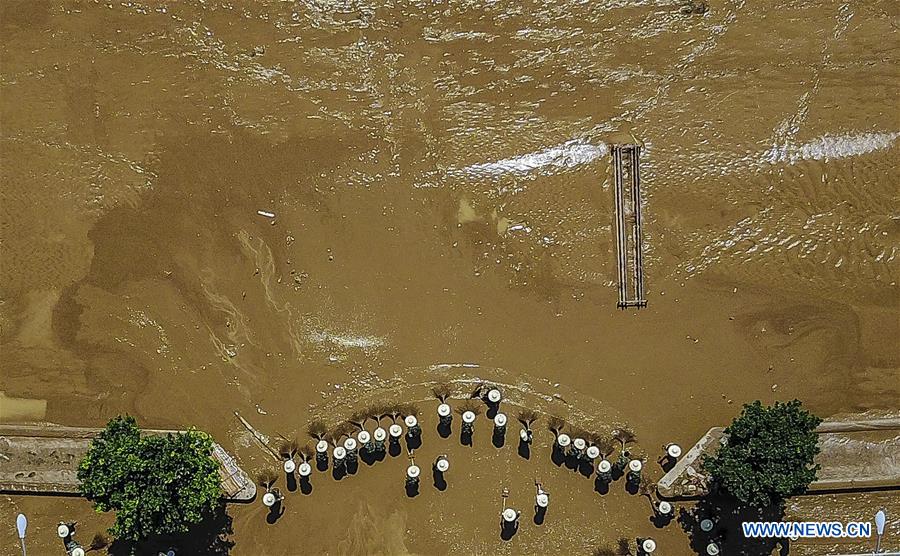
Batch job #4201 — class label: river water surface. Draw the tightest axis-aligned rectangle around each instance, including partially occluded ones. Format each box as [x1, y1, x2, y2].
[1, 1, 898, 554]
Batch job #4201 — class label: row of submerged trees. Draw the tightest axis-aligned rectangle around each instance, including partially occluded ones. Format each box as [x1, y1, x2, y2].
[74, 392, 820, 554]
[253, 381, 666, 532]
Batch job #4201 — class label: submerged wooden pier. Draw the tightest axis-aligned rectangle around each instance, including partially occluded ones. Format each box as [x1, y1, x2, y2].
[657, 418, 900, 499]
[612, 144, 646, 308]
[0, 424, 256, 502]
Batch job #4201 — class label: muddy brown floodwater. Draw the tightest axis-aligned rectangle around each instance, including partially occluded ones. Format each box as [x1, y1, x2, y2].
[1, 0, 898, 555]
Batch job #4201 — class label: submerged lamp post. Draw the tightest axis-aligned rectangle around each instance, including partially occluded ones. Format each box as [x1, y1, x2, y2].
[57, 522, 73, 539]
[556, 433, 571, 452]
[373, 427, 387, 452]
[462, 410, 476, 433]
[487, 388, 502, 404]
[357, 430, 372, 454]
[535, 482, 549, 510]
[298, 461, 312, 478]
[405, 415, 421, 440]
[571, 437, 586, 459]
[333, 446, 347, 469]
[343, 437, 358, 465]
[656, 500, 673, 517]
[315, 439, 329, 464]
[494, 413, 507, 432]
[283, 457, 296, 475]
[597, 459, 613, 481]
[16, 513, 26, 556]
[406, 453, 420, 486]
[438, 403, 452, 426]
[434, 455, 450, 473]
[627, 458, 644, 483]
[520, 426, 533, 444]
[875, 509, 886, 553]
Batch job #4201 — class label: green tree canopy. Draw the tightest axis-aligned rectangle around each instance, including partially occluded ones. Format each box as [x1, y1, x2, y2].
[78, 415, 222, 543]
[704, 399, 822, 509]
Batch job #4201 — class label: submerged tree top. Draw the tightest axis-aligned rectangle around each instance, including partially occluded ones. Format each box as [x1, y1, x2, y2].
[78, 415, 222, 543]
[703, 399, 822, 509]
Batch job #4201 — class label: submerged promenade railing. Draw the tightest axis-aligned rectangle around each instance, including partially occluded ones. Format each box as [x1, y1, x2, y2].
[612, 144, 646, 309]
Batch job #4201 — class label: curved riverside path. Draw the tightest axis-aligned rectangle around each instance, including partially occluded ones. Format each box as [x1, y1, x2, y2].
[0, 424, 256, 502]
[657, 417, 900, 499]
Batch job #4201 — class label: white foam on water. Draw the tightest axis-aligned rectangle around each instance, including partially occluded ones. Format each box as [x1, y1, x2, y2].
[449, 139, 608, 179]
[308, 330, 385, 350]
[763, 131, 900, 165]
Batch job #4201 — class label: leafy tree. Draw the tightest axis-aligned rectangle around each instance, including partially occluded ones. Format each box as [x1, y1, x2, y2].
[78, 415, 222, 543]
[704, 399, 822, 509]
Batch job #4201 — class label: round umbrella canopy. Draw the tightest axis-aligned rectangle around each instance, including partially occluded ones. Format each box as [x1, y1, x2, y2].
[404, 415, 418, 428]
[629, 459, 643, 472]
[72, 548, 86, 556]
[667, 444, 683, 458]
[462, 411, 476, 424]
[573, 438, 586, 450]
[333, 446, 347, 460]
[343, 438, 358, 452]
[298, 462, 312, 477]
[700, 519, 715, 532]
[706, 542, 720, 555]
[502, 508, 518, 523]
[57, 524, 70, 538]
[435, 458, 450, 472]
[658, 501, 672, 515]
[374, 427, 387, 441]
[357, 430, 371, 444]
[263, 492, 277, 507]
[597, 459, 612, 473]
[493, 413, 507, 427]
[487, 389, 502, 403]
[556, 433, 571, 447]
[438, 403, 452, 417]
[407, 465, 420, 479]
[389, 424, 403, 438]
[283, 460, 296, 473]
[536, 493, 549, 508]
[316, 440, 329, 453]
[586, 445, 601, 459]
[642, 538, 657, 553]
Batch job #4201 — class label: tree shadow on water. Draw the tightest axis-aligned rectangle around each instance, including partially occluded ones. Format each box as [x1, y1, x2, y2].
[460, 429, 473, 447]
[300, 476, 313, 495]
[679, 493, 790, 556]
[492, 429, 506, 448]
[517, 439, 530, 460]
[389, 439, 402, 457]
[432, 468, 447, 491]
[266, 502, 285, 525]
[109, 503, 235, 555]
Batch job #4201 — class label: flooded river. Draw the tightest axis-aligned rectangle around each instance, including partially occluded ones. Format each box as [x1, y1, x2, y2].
[1, 0, 898, 554]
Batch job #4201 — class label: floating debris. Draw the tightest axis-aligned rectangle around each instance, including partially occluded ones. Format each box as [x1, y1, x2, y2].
[257, 210, 276, 218]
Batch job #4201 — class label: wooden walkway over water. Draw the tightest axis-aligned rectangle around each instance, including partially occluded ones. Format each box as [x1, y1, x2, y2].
[0, 424, 256, 502]
[657, 418, 900, 499]
[612, 144, 646, 308]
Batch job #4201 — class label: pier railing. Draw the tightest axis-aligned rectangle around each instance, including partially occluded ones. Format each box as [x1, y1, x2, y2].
[612, 144, 646, 308]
